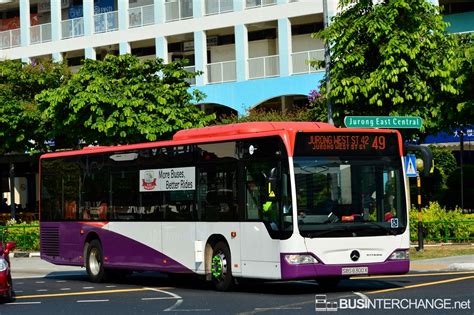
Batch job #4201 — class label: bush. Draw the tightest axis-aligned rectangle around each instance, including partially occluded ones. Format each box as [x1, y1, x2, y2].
[1, 220, 39, 251]
[410, 202, 474, 242]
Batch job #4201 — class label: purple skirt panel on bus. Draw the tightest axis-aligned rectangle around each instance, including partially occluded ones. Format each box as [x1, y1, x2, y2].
[280, 253, 409, 280]
[40, 222, 192, 274]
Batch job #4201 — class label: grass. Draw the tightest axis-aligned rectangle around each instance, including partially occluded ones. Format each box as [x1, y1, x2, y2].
[409, 244, 474, 260]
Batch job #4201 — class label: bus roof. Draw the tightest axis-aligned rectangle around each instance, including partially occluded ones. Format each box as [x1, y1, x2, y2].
[40, 122, 402, 159]
[172, 122, 335, 141]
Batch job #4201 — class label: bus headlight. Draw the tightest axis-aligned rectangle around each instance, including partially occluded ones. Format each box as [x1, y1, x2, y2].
[389, 250, 409, 260]
[284, 254, 318, 265]
[0, 258, 8, 272]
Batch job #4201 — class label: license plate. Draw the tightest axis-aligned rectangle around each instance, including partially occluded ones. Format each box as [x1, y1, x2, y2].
[341, 267, 368, 275]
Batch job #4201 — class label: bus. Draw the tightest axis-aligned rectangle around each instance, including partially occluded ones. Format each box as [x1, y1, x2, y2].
[40, 122, 415, 291]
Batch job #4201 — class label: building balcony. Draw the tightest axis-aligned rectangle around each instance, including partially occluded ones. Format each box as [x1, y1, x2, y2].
[30, 23, 52, 45]
[205, 0, 234, 16]
[291, 49, 324, 74]
[248, 55, 279, 79]
[129, 5, 155, 28]
[0, 28, 20, 49]
[165, 0, 193, 22]
[95, 11, 119, 33]
[61, 17, 84, 39]
[207, 60, 237, 83]
[246, 0, 277, 9]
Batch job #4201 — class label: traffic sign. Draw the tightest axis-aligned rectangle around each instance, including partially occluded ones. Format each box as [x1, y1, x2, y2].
[344, 116, 423, 129]
[405, 155, 417, 177]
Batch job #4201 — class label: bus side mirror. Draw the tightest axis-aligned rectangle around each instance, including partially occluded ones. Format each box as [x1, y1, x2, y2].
[404, 144, 433, 176]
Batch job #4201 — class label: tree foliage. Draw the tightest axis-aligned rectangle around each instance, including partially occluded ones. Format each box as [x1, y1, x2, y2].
[313, 0, 471, 135]
[0, 59, 70, 154]
[37, 54, 214, 148]
[437, 33, 474, 131]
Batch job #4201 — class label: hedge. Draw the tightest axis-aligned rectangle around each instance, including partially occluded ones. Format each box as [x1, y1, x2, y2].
[410, 202, 474, 242]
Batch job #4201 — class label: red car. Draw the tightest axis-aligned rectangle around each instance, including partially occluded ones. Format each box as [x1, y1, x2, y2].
[0, 241, 15, 302]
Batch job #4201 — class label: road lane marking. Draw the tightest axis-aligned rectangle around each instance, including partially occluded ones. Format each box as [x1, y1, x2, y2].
[145, 287, 185, 312]
[366, 275, 474, 294]
[77, 299, 110, 303]
[164, 299, 184, 312]
[353, 292, 369, 300]
[60, 288, 71, 291]
[82, 287, 95, 289]
[8, 302, 42, 305]
[142, 297, 180, 301]
[15, 287, 173, 299]
[255, 307, 302, 311]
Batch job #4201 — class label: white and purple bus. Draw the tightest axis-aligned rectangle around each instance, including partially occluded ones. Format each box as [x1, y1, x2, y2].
[40, 122, 412, 291]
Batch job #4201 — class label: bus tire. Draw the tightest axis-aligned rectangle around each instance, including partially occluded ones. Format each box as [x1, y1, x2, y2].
[211, 242, 234, 291]
[86, 240, 106, 283]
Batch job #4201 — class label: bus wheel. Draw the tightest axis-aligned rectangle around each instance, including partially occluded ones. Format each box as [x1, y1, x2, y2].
[86, 240, 106, 283]
[211, 242, 234, 291]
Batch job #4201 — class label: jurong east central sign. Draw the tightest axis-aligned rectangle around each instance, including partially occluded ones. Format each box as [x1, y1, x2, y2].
[344, 116, 423, 129]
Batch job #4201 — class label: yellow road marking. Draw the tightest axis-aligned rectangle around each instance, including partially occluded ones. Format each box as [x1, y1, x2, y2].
[366, 275, 474, 294]
[15, 287, 174, 299]
[354, 270, 474, 279]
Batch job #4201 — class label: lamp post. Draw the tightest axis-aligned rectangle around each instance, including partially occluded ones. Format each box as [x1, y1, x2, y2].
[460, 128, 464, 211]
[323, 0, 334, 125]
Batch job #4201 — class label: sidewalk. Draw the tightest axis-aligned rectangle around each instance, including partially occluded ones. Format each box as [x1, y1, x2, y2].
[10, 255, 84, 279]
[410, 255, 474, 272]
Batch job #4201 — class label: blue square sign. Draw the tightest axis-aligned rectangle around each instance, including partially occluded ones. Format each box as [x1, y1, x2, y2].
[405, 155, 417, 177]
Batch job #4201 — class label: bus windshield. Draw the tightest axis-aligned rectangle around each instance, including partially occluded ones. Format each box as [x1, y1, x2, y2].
[293, 156, 406, 238]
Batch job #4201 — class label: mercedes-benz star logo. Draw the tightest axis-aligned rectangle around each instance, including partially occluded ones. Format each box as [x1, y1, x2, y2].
[350, 250, 360, 262]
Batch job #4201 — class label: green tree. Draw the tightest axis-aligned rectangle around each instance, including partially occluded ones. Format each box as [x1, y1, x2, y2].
[0, 59, 70, 154]
[437, 33, 474, 132]
[313, 0, 468, 136]
[37, 54, 214, 148]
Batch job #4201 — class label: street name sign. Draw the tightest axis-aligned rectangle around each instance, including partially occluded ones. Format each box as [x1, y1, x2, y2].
[344, 116, 423, 129]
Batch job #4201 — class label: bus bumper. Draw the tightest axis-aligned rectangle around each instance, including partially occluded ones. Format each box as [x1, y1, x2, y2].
[280, 253, 409, 280]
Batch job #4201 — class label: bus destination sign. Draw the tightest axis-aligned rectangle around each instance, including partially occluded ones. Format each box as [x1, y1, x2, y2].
[295, 133, 399, 156]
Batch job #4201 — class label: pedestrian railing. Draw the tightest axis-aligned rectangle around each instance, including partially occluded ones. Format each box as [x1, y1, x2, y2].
[410, 220, 474, 243]
[0, 225, 39, 251]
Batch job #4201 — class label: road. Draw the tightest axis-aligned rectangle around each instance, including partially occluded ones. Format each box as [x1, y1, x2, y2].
[3, 258, 474, 315]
